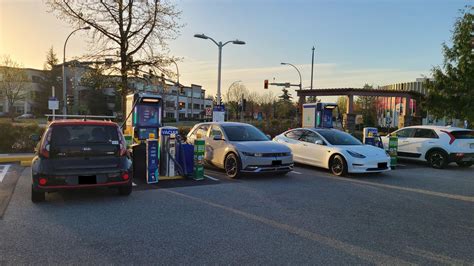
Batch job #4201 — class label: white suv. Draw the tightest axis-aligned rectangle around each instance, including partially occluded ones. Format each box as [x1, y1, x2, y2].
[381, 125, 474, 169]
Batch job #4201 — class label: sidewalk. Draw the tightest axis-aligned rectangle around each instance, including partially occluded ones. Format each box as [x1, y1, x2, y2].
[0, 153, 35, 166]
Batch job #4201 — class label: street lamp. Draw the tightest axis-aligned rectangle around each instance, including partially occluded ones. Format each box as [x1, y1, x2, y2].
[62, 26, 90, 115]
[194, 33, 245, 106]
[281, 62, 302, 90]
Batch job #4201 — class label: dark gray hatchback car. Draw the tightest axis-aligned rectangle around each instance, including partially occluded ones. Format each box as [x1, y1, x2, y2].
[31, 120, 133, 202]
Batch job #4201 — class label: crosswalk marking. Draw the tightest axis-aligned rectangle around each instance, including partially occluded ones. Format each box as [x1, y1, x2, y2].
[0, 164, 11, 183]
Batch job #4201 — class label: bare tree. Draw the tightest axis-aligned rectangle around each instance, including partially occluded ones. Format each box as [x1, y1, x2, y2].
[224, 83, 248, 120]
[46, 0, 182, 119]
[258, 91, 276, 119]
[0, 56, 29, 120]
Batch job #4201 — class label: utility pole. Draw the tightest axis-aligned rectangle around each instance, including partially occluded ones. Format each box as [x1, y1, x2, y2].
[310, 46, 315, 90]
[240, 93, 244, 122]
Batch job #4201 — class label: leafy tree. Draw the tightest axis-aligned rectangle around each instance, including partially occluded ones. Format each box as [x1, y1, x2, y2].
[424, 6, 474, 122]
[46, 0, 182, 120]
[336, 96, 347, 115]
[355, 84, 378, 126]
[307, 96, 318, 103]
[0, 56, 28, 120]
[36, 47, 61, 116]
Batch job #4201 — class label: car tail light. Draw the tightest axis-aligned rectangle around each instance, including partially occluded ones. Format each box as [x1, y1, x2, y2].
[116, 127, 128, 156]
[441, 130, 455, 145]
[40, 128, 52, 158]
[39, 177, 47, 185]
[121, 172, 129, 181]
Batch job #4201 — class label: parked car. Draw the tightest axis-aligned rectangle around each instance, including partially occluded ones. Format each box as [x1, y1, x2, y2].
[274, 128, 391, 176]
[31, 119, 133, 202]
[16, 113, 35, 119]
[381, 125, 474, 169]
[187, 122, 293, 178]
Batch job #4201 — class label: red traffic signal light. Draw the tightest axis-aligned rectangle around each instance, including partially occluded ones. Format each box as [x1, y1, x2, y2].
[264, 79, 269, 89]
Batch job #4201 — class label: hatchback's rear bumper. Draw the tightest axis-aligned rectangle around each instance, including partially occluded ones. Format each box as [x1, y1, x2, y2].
[32, 172, 132, 192]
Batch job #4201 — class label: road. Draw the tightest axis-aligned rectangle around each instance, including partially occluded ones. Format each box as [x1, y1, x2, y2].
[0, 161, 473, 264]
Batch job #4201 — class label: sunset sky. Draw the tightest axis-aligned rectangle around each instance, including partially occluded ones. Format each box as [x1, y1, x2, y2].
[0, 0, 470, 98]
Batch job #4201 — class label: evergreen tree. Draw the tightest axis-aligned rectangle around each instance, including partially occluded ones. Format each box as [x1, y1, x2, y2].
[36, 47, 61, 116]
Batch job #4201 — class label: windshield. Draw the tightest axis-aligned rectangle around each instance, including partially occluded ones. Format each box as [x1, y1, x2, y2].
[317, 130, 362, 145]
[221, 125, 268, 141]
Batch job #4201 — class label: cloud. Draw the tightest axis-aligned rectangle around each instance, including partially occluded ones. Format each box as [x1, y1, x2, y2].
[176, 59, 429, 99]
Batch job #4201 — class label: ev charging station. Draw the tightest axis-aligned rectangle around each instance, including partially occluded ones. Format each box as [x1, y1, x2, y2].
[302, 103, 339, 128]
[124, 92, 196, 184]
[362, 127, 384, 148]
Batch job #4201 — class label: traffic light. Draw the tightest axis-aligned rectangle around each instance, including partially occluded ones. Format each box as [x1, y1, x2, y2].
[66, 94, 74, 106]
[264, 79, 269, 89]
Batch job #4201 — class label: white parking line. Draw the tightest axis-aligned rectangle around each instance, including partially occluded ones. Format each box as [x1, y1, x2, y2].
[291, 171, 302, 175]
[0, 164, 11, 183]
[204, 175, 219, 181]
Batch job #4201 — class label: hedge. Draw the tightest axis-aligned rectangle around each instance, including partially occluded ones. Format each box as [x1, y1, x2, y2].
[0, 122, 45, 153]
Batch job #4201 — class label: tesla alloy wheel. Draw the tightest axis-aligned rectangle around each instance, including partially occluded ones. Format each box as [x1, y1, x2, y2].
[330, 155, 348, 176]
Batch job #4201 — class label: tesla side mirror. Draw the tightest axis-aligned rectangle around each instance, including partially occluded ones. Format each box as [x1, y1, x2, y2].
[213, 135, 223, 141]
[30, 134, 40, 142]
[315, 140, 324, 145]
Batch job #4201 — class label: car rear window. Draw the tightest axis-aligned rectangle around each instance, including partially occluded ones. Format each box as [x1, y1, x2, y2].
[51, 125, 119, 146]
[451, 130, 474, 139]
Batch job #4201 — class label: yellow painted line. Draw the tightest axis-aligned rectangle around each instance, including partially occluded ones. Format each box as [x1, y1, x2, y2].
[0, 156, 34, 163]
[296, 168, 474, 203]
[164, 189, 411, 265]
[158, 175, 185, 181]
[20, 161, 32, 167]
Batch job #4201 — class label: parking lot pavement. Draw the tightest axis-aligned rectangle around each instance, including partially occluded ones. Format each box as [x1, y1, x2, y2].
[0, 163, 23, 219]
[0, 163, 473, 264]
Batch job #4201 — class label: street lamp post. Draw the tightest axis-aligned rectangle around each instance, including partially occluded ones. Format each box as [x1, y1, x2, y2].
[170, 60, 181, 122]
[281, 62, 302, 90]
[62, 26, 90, 115]
[194, 33, 245, 106]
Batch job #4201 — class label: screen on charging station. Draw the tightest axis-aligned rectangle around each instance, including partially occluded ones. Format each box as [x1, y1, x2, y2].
[135, 104, 161, 127]
[138, 128, 157, 140]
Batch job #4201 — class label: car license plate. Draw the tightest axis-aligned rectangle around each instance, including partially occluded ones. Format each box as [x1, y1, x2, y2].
[378, 162, 387, 169]
[272, 160, 282, 166]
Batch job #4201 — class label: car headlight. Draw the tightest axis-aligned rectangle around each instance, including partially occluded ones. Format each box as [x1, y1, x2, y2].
[242, 152, 263, 157]
[347, 150, 366, 158]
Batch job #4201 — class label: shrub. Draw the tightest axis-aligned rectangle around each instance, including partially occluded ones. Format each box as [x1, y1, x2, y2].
[0, 122, 45, 153]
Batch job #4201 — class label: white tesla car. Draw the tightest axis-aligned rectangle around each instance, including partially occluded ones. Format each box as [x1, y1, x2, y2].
[274, 128, 391, 176]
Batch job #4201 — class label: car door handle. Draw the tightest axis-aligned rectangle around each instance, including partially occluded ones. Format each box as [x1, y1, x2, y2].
[302, 143, 308, 146]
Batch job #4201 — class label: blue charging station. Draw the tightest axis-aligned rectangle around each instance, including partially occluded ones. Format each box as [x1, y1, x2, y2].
[302, 103, 338, 128]
[124, 92, 195, 184]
